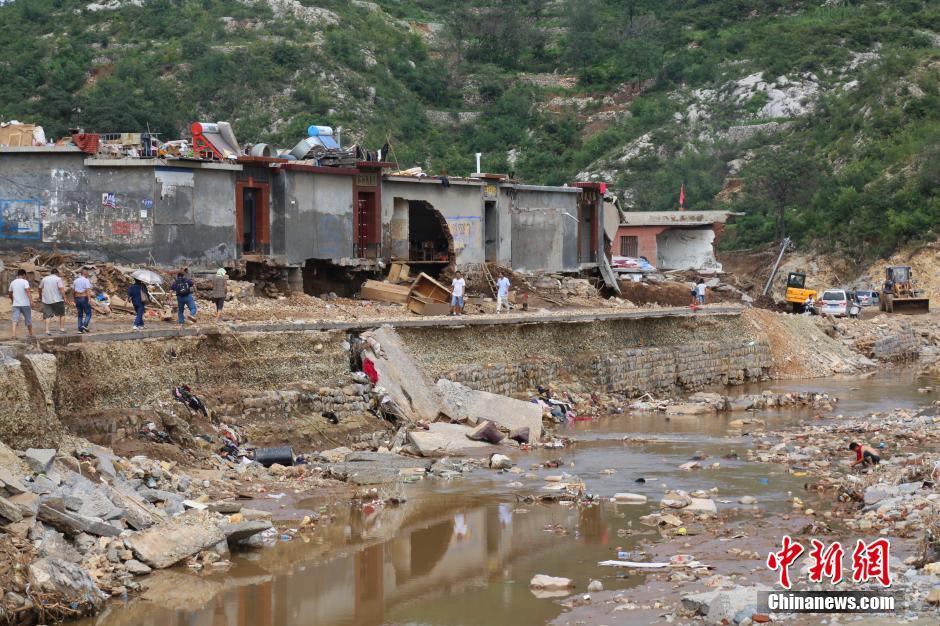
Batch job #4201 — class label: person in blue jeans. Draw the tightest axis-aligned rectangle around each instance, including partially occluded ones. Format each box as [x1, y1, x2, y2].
[127, 279, 150, 330]
[170, 271, 197, 325]
[72, 269, 93, 333]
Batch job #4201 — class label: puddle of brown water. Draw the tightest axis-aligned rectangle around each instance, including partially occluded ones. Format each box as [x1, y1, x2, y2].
[75, 370, 933, 626]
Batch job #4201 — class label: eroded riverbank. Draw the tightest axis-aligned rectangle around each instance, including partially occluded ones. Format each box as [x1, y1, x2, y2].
[69, 369, 940, 626]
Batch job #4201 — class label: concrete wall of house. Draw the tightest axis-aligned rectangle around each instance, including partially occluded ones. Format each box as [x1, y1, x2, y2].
[0, 150, 237, 267]
[615, 225, 664, 261]
[508, 186, 581, 272]
[656, 227, 720, 270]
[274, 169, 354, 265]
[381, 179, 484, 266]
[153, 166, 238, 267]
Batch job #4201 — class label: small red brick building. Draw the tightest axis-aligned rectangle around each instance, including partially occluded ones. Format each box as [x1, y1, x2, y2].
[615, 210, 735, 271]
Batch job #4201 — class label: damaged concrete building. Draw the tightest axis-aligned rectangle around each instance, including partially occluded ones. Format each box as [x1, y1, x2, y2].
[0, 146, 606, 293]
[615, 210, 735, 271]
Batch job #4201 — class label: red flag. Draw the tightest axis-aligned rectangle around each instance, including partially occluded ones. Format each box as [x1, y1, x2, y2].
[679, 184, 686, 209]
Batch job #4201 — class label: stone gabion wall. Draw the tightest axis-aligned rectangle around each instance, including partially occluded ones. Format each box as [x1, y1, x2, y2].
[212, 382, 374, 423]
[439, 340, 770, 396]
[870, 329, 920, 362]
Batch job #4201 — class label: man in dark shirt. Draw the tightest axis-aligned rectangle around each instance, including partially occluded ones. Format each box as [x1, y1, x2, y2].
[170, 271, 197, 326]
[127, 279, 150, 331]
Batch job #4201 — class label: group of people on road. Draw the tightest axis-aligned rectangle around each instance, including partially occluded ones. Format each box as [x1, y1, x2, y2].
[8, 267, 94, 339]
[449, 271, 512, 316]
[7, 266, 228, 340]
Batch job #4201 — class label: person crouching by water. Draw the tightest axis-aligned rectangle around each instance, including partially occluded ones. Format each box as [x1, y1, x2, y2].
[211, 268, 227, 322]
[849, 441, 881, 468]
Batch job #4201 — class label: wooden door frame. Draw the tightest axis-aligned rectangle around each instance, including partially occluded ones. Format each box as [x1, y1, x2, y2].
[235, 180, 270, 254]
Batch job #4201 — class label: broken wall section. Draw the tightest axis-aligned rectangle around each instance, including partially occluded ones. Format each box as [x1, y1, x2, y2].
[50, 330, 351, 415]
[0, 350, 62, 449]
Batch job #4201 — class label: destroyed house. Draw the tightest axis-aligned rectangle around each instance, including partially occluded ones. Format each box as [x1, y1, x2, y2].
[0, 146, 238, 267]
[616, 210, 734, 271]
[381, 176, 604, 274]
[0, 144, 607, 290]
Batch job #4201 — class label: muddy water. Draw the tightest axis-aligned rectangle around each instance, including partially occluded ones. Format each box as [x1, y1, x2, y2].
[76, 370, 940, 626]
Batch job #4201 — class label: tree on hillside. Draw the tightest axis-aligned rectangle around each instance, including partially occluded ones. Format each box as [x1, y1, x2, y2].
[744, 149, 823, 240]
[565, 0, 604, 72]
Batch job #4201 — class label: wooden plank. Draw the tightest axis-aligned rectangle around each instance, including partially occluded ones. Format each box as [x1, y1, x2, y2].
[409, 272, 451, 303]
[361, 280, 411, 304]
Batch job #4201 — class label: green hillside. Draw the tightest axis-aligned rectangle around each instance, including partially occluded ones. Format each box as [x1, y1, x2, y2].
[0, 0, 937, 260]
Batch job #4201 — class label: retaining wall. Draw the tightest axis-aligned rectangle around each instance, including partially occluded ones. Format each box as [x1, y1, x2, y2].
[398, 315, 771, 396]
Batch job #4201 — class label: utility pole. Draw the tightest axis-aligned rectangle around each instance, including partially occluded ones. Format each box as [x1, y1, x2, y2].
[762, 237, 792, 297]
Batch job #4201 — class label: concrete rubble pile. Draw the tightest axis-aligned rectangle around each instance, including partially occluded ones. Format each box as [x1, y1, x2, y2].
[358, 327, 552, 459]
[0, 439, 272, 621]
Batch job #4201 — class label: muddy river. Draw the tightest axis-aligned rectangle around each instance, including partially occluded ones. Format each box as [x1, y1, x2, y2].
[75, 369, 940, 626]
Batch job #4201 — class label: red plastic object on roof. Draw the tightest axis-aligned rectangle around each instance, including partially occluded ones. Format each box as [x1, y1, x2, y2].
[72, 133, 100, 155]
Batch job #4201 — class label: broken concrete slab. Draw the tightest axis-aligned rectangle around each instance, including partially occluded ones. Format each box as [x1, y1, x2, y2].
[0, 465, 27, 494]
[9, 491, 38, 517]
[24, 448, 57, 474]
[362, 327, 448, 422]
[38, 500, 121, 537]
[0, 494, 23, 523]
[435, 379, 543, 443]
[343, 451, 433, 469]
[126, 510, 226, 569]
[221, 519, 272, 543]
[124, 559, 152, 575]
[686, 498, 718, 514]
[408, 423, 500, 457]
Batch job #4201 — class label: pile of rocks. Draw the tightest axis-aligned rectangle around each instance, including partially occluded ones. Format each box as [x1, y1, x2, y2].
[631, 390, 837, 415]
[0, 441, 273, 621]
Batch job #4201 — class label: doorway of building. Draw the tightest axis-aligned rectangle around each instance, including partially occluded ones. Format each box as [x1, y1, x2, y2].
[355, 190, 380, 258]
[577, 196, 597, 264]
[408, 200, 454, 275]
[236, 181, 270, 255]
[483, 201, 498, 263]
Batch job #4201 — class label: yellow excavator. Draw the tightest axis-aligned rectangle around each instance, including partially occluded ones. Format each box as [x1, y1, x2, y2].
[880, 265, 929, 313]
[784, 272, 816, 312]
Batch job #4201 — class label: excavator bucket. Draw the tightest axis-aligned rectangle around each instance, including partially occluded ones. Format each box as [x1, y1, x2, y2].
[887, 297, 930, 314]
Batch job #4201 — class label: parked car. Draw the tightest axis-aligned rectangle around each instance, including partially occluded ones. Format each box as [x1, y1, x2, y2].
[855, 290, 879, 307]
[819, 289, 850, 317]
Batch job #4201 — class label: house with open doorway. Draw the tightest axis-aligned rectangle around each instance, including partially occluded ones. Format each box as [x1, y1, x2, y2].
[380, 175, 604, 276]
[615, 210, 735, 271]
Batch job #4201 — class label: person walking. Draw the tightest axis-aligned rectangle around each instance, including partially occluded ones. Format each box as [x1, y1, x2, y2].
[73, 269, 93, 333]
[496, 272, 511, 314]
[170, 270, 197, 326]
[450, 271, 466, 316]
[38, 268, 66, 335]
[8, 269, 33, 340]
[127, 279, 150, 331]
[695, 278, 707, 305]
[211, 268, 227, 322]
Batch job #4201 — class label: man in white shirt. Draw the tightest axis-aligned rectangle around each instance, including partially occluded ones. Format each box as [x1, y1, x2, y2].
[496, 272, 511, 313]
[38, 268, 67, 335]
[695, 279, 707, 305]
[73, 269, 93, 333]
[7, 269, 33, 340]
[450, 271, 466, 316]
